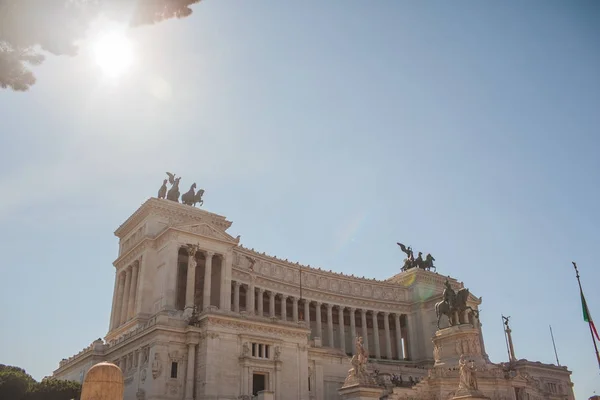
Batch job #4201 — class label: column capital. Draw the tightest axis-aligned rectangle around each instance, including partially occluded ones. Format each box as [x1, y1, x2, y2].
[326, 303, 333, 310]
[315, 301, 321, 306]
[337, 305, 345, 312]
[382, 311, 389, 317]
[234, 281, 242, 287]
[348, 307, 356, 312]
[289, 296, 297, 301]
[360, 308, 367, 315]
[258, 287, 265, 293]
[280, 293, 288, 299]
[204, 250, 215, 257]
[186, 244, 199, 258]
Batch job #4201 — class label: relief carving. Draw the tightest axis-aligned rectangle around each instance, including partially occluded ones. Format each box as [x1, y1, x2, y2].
[152, 353, 162, 379]
[373, 287, 382, 299]
[165, 380, 181, 396]
[433, 344, 442, 360]
[318, 277, 328, 289]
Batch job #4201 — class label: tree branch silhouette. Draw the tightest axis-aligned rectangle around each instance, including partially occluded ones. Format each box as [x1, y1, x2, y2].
[0, 0, 201, 91]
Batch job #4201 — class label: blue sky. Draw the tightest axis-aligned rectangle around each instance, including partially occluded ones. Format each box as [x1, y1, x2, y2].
[0, 0, 598, 397]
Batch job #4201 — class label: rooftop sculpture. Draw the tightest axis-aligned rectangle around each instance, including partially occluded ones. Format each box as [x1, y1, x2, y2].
[397, 242, 436, 272]
[157, 172, 204, 206]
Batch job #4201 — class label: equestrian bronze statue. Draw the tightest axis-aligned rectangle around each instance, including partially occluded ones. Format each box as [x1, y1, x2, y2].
[435, 279, 479, 329]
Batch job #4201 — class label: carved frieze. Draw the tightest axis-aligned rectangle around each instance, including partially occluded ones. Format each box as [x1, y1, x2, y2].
[177, 223, 237, 243]
[207, 317, 307, 338]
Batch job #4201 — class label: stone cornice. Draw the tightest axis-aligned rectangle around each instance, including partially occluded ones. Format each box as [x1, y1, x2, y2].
[235, 246, 390, 284]
[114, 198, 232, 238]
[203, 314, 310, 339]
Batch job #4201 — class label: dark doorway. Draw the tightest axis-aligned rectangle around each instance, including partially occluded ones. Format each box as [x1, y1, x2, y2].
[252, 373, 266, 396]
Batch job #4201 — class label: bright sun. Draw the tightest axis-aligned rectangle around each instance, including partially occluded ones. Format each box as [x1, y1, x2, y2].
[93, 30, 134, 78]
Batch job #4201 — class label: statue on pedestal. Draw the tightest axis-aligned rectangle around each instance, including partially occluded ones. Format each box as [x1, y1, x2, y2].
[157, 173, 205, 207]
[344, 337, 377, 387]
[397, 242, 436, 272]
[435, 279, 480, 329]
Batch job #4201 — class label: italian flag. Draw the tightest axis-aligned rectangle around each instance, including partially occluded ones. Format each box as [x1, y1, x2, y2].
[581, 290, 600, 341]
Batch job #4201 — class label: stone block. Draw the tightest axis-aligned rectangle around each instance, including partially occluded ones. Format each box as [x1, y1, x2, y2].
[338, 384, 383, 400]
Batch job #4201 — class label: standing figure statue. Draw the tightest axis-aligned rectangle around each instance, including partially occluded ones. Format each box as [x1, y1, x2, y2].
[157, 179, 168, 199]
[458, 355, 478, 390]
[347, 336, 371, 385]
[166, 176, 181, 202]
[397, 243, 415, 271]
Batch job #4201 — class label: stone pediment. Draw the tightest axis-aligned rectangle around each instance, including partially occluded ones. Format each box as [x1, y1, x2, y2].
[176, 223, 240, 244]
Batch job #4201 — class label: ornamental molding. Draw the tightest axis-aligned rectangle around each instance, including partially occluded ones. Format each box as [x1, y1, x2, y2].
[154, 230, 180, 251]
[206, 316, 309, 339]
[174, 223, 240, 245]
[115, 198, 232, 238]
[114, 242, 149, 269]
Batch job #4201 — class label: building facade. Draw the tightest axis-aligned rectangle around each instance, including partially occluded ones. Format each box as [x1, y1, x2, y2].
[53, 198, 574, 400]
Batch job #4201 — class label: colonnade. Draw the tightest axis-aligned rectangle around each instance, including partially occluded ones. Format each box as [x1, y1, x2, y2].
[111, 260, 140, 330]
[230, 280, 411, 360]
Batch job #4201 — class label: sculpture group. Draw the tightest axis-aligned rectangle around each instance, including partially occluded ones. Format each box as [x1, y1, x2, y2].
[397, 243, 436, 272]
[435, 279, 479, 329]
[345, 336, 377, 387]
[157, 172, 204, 206]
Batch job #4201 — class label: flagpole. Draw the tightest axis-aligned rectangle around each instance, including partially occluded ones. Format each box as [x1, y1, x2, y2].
[549, 325, 560, 366]
[572, 262, 600, 371]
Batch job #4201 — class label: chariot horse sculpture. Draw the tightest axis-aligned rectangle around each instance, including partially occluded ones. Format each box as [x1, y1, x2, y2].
[435, 280, 479, 329]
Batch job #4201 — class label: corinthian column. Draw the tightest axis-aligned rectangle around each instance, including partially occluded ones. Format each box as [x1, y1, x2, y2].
[247, 283, 255, 314]
[303, 300, 310, 327]
[316, 302, 322, 339]
[257, 288, 264, 316]
[395, 314, 403, 359]
[349, 308, 356, 354]
[361, 309, 369, 354]
[112, 271, 125, 328]
[109, 270, 119, 330]
[233, 282, 241, 312]
[127, 262, 139, 320]
[372, 311, 381, 359]
[202, 251, 214, 310]
[338, 306, 345, 353]
[269, 291, 276, 317]
[281, 295, 287, 321]
[292, 297, 298, 322]
[184, 246, 198, 315]
[120, 266, 132, 325]
[185, 340, 198, 400]
[327, 304, 334, 347]
[383, 312, 392, 359]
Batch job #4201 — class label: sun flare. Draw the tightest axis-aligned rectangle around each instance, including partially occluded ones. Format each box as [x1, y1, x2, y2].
[93, 30, 134, 78]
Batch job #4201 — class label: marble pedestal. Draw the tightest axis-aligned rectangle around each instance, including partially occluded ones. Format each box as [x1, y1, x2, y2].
[433, 324, 486, 367]
[338, 384, 383, 400]
[452, 387, 490, 400]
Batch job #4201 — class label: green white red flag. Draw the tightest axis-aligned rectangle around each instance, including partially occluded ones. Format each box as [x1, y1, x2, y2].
[581, 290, 600, 341]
